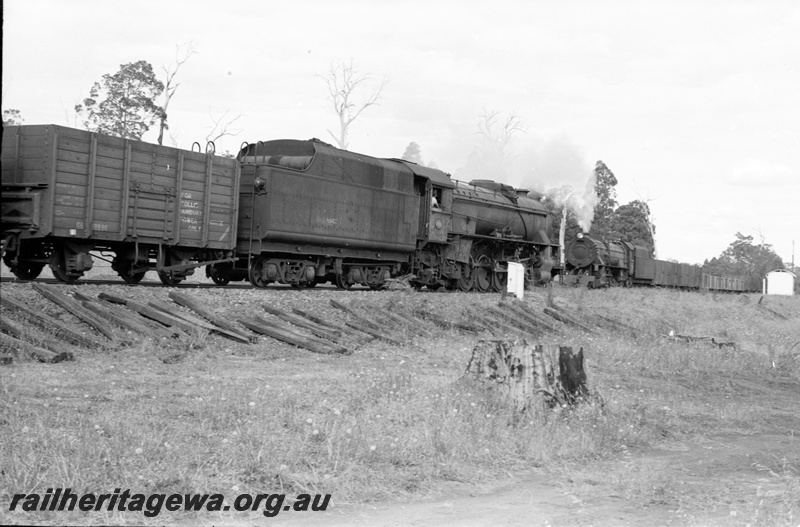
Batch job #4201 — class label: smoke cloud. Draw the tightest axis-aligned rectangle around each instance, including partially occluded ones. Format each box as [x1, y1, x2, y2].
[510, 135, 597, 232]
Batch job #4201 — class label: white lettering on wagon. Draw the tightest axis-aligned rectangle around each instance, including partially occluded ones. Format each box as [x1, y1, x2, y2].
[180, 199, 204, 230]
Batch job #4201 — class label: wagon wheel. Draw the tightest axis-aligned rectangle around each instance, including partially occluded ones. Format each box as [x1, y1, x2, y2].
[457, 263, 474, 291]
[10, 261, 45, 281]
[473, 255, 491, 292]
[207, 263, 232, 286]
[115, 259, 146, 284]
[335, 273, 352, 290]
[290, 281, 317, 289]
[490, 268, 507, 292]
[50, 250, 79, 284]
[158, 270, 184, 286]
[248, 256, 269, 288]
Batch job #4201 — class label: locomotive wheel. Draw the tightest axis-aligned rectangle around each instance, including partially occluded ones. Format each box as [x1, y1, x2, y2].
[10, 261, 46, 280]
[158, 270, 184, 286]
[248, 256, 270, 288]
[457, 263, 474, 291]
[491, 270, 507, 292]
[335, 273, 352, 290]
[473, 255, 491, 292]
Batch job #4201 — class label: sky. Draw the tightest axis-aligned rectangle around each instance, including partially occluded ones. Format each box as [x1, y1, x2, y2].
[3, 0, 799, 266]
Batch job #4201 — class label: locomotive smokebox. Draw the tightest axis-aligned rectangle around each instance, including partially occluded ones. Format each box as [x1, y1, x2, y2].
[566, 235, 626, 270]
[566, 236, 598, 268]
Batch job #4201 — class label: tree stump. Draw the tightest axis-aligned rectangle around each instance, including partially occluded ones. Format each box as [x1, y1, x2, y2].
[466, 339, 589, 409]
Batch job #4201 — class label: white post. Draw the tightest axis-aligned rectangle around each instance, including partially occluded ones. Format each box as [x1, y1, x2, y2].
[507, 262, 525, 300]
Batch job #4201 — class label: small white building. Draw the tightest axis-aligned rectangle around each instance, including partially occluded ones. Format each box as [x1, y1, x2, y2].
[764, 269, 796, 295]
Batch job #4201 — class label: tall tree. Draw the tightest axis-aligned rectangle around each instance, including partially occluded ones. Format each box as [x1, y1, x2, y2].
[158, 42, 197, 145]
[401, 141, 423, 164]
[608, 200, 656, 254]
[703, 232, 784, 278]
[2, 109, 24, 125]
[74, 60, 165, 140]
[590, 160, 618, 239]
[318, 60, 387, 150]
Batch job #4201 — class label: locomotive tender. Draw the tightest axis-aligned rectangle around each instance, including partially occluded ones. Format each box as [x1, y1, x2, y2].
[2, 125, 558, 291]
[563, 233, 759, 292]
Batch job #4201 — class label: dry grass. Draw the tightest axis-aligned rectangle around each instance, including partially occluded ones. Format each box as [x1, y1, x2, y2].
[1, 284, 799, 525]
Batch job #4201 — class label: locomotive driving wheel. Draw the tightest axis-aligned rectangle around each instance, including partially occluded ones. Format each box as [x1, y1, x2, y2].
[473, 254, 492, 292]
[491, 268, 507, 292]
[457, 262, 474, 291]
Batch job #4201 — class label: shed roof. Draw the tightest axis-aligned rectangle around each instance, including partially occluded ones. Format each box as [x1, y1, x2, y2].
[766, 269, 796, 277]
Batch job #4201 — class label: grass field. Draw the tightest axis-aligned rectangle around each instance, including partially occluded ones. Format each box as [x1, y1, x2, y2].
[1, 282, 799, 525]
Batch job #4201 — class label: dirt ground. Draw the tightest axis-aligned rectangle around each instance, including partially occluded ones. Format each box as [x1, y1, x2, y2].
[267, 427, 800, 527]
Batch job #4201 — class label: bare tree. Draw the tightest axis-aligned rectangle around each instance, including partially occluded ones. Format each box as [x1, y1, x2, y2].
[204, 110, 243, 155]
[477, 108, 526, 164]
[317, 60, 387, 150]
[461, 109, 526, 181]
[158, 42, 197, 145]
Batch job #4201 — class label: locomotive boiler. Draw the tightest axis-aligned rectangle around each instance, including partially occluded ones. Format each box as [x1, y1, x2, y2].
[439, 180, 557, 291]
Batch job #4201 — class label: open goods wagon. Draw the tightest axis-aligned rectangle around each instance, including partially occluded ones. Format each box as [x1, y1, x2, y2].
[1, 124, 240, 284]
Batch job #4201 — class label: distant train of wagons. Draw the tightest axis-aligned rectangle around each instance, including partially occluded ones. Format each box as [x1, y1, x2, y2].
[1, 124, 759, 293]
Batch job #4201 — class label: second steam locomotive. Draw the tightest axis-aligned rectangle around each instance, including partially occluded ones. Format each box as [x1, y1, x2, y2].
[562, 234, 758, 292]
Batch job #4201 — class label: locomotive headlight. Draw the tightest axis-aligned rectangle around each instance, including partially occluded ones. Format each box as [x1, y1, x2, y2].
[577, 232, 584, 239]
[254, 177, 266, 190]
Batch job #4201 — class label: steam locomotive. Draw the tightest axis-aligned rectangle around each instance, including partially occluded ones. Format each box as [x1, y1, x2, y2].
[1, 125, 558, 291]
[562, 233, 759, 292]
